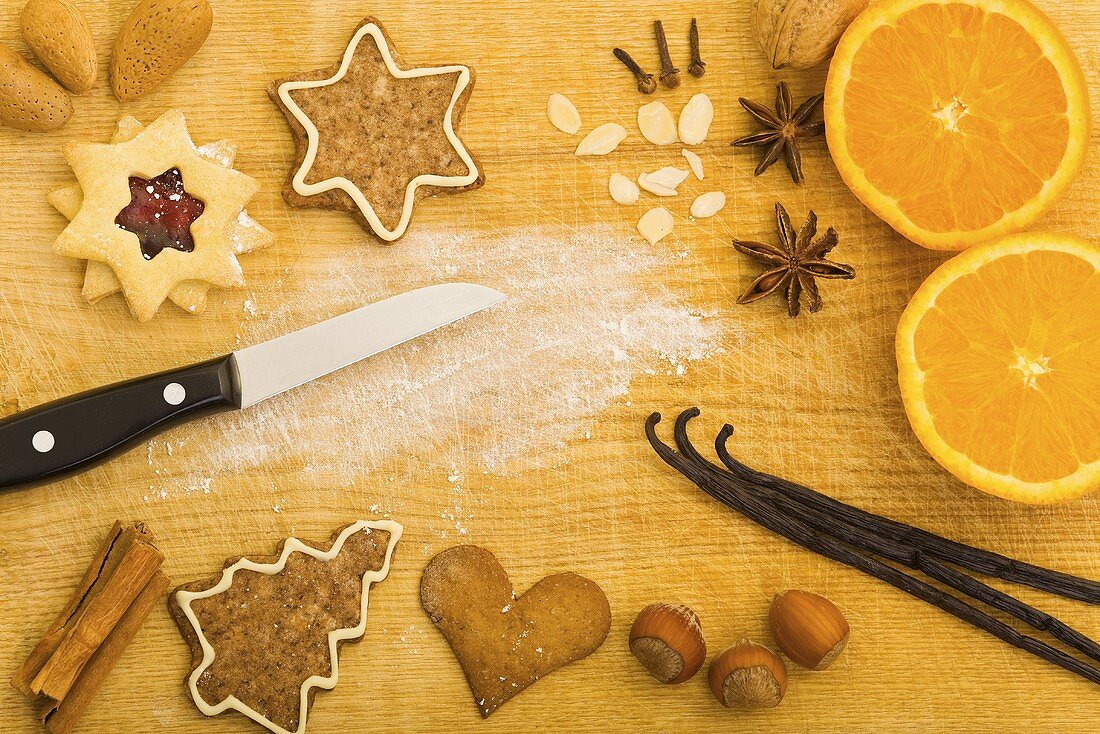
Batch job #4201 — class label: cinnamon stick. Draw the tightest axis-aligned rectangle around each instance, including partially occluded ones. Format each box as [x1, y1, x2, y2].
[41, 571, 170, 734]
[12, 521, 131, 697]
[11, 521, 168, 733]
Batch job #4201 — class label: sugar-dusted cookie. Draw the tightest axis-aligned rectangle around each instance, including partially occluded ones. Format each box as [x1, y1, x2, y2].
[269, 17, 483, 242]
[169, 520, 402, 734]
[53, 109, 264, 321]
[421, 545, 611, 718]
[48, 116, 273, 315]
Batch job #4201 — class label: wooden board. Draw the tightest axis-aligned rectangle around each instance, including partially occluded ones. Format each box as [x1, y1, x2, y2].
[1, 0, 1099, 731]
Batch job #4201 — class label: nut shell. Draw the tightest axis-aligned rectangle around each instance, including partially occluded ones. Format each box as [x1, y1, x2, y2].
[708, 638, 787, 708]
[112, 0, 213, 101]
[769, 589, 850, 670]
[751, 0, 868, 70]
[629, 603, 706, 684]
[21, 0, 97, 93]
[0, 44, 72, 132]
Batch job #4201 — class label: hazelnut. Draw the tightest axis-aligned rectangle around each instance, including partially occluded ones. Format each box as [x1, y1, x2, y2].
[769, 589, 850, 670]
[708, 639, 787, 708]
[628, 603, 706, 684]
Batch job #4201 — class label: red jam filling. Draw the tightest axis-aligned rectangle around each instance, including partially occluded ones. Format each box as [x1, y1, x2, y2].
[115, 167, 205, 260]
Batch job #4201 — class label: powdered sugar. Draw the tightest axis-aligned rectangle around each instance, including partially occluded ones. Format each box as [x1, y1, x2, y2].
[145, 225, 723, 493]
[229, 211, 265, 254]
[195, 141, 236, 169]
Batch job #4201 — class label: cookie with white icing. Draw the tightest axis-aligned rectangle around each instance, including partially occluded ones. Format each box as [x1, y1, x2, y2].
[169, 520, 402, 734]
[268, 17, 483, 242]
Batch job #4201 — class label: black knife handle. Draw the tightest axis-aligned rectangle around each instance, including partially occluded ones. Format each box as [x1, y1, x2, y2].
[0, 356, 240, 492]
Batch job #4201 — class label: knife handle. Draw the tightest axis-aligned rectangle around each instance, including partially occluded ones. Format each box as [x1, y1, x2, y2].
[0, 356, 239, 492]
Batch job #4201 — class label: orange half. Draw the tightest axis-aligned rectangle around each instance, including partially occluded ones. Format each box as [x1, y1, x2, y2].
[825, 0, 1090, 250]
[896, 233, 1100, 503]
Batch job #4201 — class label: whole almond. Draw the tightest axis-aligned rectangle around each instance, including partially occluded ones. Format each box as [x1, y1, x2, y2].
[111, 0, 213, 101]
[0, 44, 73, 131]
[21, 0, 97, 93]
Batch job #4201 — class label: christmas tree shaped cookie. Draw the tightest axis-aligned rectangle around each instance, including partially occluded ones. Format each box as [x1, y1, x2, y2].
[169, 520, 402, 734]
[52, 109, 265, 321]
[48, 116, 273, 315]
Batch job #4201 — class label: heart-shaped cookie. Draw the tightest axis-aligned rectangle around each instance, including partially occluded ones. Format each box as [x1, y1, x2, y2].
[420, 545, 611, 717]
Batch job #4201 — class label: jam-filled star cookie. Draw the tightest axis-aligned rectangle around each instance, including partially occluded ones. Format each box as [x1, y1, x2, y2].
[269, 17, 483, 242]
[48, 116, 273, 315]
[53, 109, 264, 321]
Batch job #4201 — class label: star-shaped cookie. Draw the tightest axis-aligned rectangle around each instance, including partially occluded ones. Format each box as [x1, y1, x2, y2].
[53, 109, 263, 321]
[269, 17, 483, 241]
[48, 116, 273, 315]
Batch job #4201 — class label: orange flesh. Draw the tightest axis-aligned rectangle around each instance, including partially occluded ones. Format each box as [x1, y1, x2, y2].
[842, 3, 1069, 234]
[913, 250, 1100, 482]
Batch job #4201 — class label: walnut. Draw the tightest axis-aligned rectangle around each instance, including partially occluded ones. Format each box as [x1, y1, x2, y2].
[751, 0, 869, 70]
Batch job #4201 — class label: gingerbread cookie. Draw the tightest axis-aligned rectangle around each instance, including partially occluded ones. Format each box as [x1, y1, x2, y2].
[269, 17, 483, 241]
[169, 520, 402, 734]
[48, 116, 273, 315]
[52, 109, 265, 321]
[420, 545, 611, 718]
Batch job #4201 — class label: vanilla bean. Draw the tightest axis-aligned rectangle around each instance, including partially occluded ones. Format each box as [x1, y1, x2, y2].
[645, 411, 1100, 687]
[770, 491, 1100, 663]
[712, 424, 1100, 604]
[668, 413, 1100, 664]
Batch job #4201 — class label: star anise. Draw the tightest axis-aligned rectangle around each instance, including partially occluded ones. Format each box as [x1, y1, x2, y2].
[731, 81, 825, 184]
[733, 203, 855, 317]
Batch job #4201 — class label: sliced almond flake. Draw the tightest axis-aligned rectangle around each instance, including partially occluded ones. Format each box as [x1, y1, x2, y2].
[637, 101, 678, 146]
[690, 191, 726, 218]
[546, 93, 581, 135]
[645, 166, 689, 189]
[575, 123, 627, 156]
[637, 173, 678, 197]
[678, 93, 714, 146]
[637, 207, 674, 245]
[609, 173, 640, 205]
[682, 149, 704, 180]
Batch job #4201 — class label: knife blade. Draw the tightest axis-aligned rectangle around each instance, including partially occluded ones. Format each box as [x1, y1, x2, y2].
[0, 283, 504, 491]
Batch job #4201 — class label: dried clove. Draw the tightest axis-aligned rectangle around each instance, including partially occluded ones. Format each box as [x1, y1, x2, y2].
[613, 47, 657, 94]
[689, 18, 706, 77]
[653, 20, 681, 89]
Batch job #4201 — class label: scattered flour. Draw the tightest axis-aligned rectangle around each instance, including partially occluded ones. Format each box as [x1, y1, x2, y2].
[144, 224, 723, 494]
[390, 623, 426, 654]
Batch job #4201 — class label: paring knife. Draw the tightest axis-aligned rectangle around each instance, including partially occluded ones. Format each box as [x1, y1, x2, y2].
[0, 283, 504, 491]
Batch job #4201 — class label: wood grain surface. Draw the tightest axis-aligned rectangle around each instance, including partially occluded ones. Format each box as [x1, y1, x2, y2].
[1, 1, 1099, 732]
